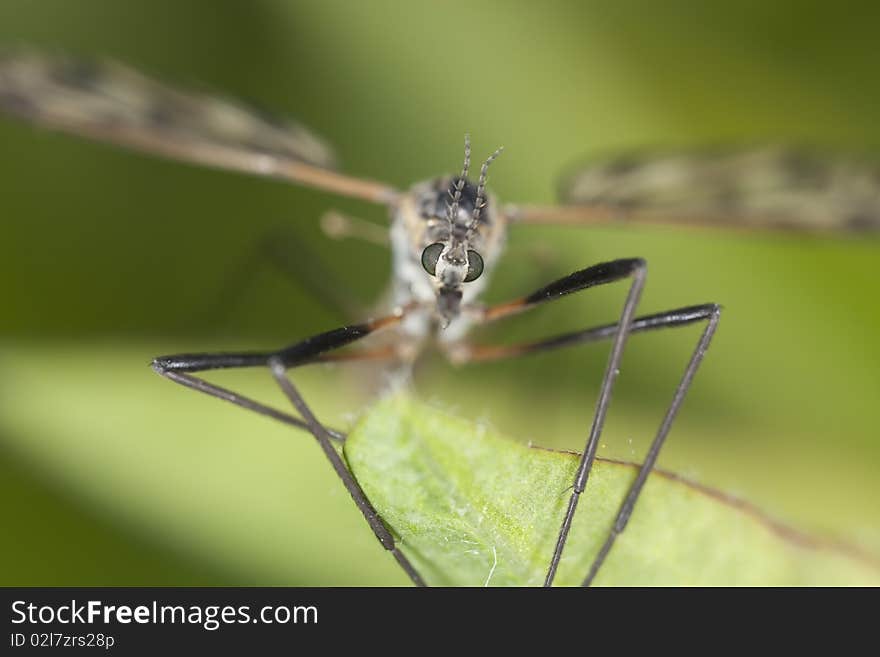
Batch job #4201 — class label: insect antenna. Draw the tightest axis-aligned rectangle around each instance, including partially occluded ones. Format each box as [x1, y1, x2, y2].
[469, 145, 504, 232]
[447, 134, 471, 229]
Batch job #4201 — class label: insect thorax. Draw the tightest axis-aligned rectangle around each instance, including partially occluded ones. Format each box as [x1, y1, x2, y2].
[390, 176, 506, 342]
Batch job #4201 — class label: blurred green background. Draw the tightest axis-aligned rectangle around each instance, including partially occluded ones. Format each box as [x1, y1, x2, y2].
[0, 0, 877, 585]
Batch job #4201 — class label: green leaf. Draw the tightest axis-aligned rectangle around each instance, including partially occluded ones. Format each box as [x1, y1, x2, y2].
[346, 395, 880, 586]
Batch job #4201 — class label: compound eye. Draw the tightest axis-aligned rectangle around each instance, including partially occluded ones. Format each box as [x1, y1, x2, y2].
[421, 242, 445, 276]
[464, 250, 484, 282]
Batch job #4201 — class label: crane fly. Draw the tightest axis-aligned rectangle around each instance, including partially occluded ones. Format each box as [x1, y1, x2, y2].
[2, 50, 878, 587]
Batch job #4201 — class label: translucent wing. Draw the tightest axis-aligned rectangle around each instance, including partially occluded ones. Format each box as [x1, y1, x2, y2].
[0, 50, 397, 203]
[509, 147, 880, 233]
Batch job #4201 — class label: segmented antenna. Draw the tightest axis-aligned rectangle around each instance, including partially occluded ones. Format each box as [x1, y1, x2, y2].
[470, 145, 504, 231]
[447, 134, 471, 226]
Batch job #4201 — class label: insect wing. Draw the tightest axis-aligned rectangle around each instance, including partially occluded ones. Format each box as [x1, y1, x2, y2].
[0, 50, 400, 203]
[558, 147, 880, 233]
[508, 147, 880, 233]
[0, 49, 339, 170]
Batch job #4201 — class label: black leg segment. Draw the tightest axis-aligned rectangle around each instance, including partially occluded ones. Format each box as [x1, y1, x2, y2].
[467, 259, 720, 586]
[542, 258, 647, 586]
[151, 309, 427, 586]
[581, 305, 720, 585]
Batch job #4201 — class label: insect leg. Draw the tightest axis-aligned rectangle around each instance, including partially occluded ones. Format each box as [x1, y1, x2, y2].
[452, 302, 721, 585]
[267, 357, 425, 586]
[198, 223, 373, 332]
[320, 210, 390, 247]
[464, 258, 647, 585]
[455, 304, 717, 363]
[579, 306, 720, 585]
[151, 309, 427, 586]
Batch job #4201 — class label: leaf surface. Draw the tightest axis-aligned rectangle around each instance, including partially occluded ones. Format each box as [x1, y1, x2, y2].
[346, 395, 880, 586]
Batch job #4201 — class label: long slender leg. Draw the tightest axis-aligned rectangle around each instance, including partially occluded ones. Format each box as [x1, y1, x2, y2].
[462, 259, 718, 586]
[267, 357, 424, 585]
[151, 308, 427, 587]
[581, 307, 720, 585]
[462, 258, 647, 585]
[200, 224, 369, 330]
[452, 304, 716, 363]
[451, 301, 720, 585]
